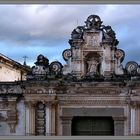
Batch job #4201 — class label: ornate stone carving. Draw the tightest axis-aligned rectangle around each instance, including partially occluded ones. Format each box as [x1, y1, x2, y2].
[49, 61, 63, 76]
[114, 49, 125, 63]
[71, 26, 84, 39]
[59, 99, 126, 106]
[62, 49, 72, 61]
[35, 102, 46, 136]
[63, 14, 125, 79]
[25, 101, 37, 108]
[59, 97, 126, 106]
[102, 25, 119, 46]
[125, 61, 139, 75]
[27, 54, 63, 80]
[24, 87, 56, 94]
[87, 58, 99, 76]
[85, 15, 102, 30]
[0, 84, 22, 94]
[65, 87, 121, 95]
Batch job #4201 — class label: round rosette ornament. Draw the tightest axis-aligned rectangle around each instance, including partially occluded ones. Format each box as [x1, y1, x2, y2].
[62, 49, 72, 61]
[125, 61, 138, 75]
[49, 61, 63, 75]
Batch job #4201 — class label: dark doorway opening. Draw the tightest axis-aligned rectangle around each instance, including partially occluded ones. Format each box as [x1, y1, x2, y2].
[72, 116, 114, 136]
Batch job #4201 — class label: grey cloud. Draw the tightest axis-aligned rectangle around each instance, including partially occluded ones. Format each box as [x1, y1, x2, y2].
[0, 5, 109, 47]
[0, 5, 140, 66]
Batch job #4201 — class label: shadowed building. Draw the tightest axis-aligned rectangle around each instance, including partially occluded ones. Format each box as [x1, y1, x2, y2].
[0, 14, 140, 136]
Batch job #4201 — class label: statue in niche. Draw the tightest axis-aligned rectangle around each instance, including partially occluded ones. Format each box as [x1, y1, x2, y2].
[87, 58, 99, 76]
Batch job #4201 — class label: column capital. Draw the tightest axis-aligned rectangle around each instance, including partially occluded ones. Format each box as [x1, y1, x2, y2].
[25, 101, 37, 108]
[44, 100, 58, 107]
[130, 101, 140, 108]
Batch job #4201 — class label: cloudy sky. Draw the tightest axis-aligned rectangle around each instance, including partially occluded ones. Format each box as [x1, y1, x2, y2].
[0, 5, 140, 67]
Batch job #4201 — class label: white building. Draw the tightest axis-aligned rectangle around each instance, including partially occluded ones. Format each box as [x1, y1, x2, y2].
[0, 53, 30, 81]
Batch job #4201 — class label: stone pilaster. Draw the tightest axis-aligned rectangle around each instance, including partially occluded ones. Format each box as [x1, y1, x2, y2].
[131, 108, 136, 135]
[25, 101, 36, 136]
[60, 116, 72, 136]
[45, 101, 56, 136]
[130, 101, 140, 135]
[113, 116, 126, 136]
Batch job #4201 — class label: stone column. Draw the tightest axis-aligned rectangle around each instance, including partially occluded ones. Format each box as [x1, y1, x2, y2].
[113, 116, 125, 136]
[60, 116, 72, 136]
[25, 101, 36, 136]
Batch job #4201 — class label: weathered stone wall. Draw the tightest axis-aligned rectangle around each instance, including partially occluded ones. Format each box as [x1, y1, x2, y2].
[0, 99, 26, 136]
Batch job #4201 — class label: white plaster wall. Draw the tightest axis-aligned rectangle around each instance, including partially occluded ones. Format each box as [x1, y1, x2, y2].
[0, 63, 26, 82]
[0, 64, 20, 81]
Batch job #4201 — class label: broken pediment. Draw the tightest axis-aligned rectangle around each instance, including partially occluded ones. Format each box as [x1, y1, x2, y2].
[62, 14, 140, 81]
[27, 54, 63, 81]
[26, 14, 140, 82]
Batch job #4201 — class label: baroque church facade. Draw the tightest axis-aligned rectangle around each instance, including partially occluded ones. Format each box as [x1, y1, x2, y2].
[0, 14, 140, 136]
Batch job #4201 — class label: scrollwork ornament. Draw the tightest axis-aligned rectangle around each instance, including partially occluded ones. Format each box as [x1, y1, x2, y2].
[62, 49, 72, 61]
[49, 61, 63, 74]
[125, 61, 138, 75]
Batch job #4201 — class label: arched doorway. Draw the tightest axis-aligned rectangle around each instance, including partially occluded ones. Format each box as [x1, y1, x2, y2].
[72, 117, 114, 136]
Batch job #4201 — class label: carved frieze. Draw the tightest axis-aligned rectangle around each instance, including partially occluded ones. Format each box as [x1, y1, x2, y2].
[65, 87, 121, 95]
[129, 101, 140, 108]
[0, 85, 22, 94]
[23, 87, 56, 94]
[59, 99, 126, 106]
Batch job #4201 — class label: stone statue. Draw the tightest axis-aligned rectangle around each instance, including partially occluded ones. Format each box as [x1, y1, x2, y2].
[87, 59, 99, 75]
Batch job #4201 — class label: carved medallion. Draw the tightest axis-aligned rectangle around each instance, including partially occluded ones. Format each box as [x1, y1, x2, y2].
[125, 61, 138, 75]
[62, 49, 72, 61]
[49, 61, 63, 74]
[114, 49, 125, 63]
